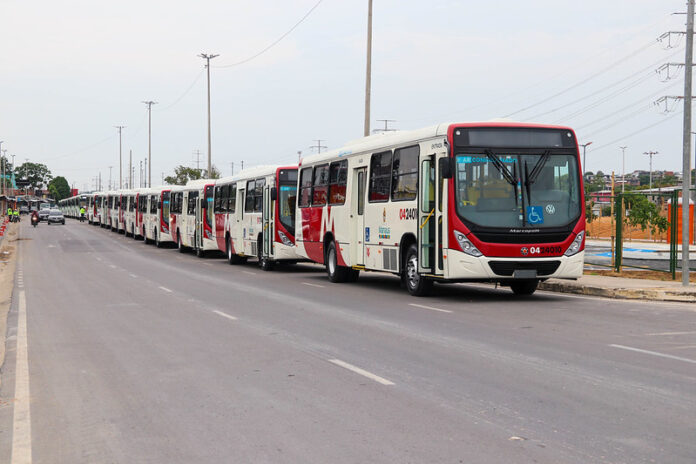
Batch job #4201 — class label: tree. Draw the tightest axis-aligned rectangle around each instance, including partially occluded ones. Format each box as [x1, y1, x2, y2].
[623, 193, 669, 235]
[164, 165, 221, 185]
[48, 176, 71, 201]
[15, 162, 52, 190]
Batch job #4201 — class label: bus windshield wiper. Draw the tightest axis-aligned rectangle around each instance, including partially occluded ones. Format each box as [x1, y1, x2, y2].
[526, 150, 551, 187]
[484, 149, 517, 188]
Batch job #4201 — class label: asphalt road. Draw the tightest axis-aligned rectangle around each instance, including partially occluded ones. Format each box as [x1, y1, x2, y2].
[1, 220, 695, 463]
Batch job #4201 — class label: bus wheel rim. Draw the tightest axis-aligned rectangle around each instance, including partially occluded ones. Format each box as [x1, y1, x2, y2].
[407, 256, 419, 287]
[328, 247, 336, 275]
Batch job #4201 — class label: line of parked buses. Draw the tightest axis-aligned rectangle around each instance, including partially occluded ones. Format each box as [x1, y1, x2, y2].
[59, 122, 586, 296]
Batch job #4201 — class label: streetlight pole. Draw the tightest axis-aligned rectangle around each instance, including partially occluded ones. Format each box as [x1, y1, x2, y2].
[115, 125, 125, 189]
[620, 146, 627, 193]
[363, 0, 373, 137]
[142, 101, 157, 187]
[580, 141, 592, 180]
[199, 53, 219, 178]
[129, 149, 133, 189]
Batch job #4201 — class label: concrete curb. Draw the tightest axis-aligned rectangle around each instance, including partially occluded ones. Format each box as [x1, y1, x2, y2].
[538, 279, 696, 303]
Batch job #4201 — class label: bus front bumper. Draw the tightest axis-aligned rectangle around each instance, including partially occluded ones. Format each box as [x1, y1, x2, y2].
[445, 249, 585, 281]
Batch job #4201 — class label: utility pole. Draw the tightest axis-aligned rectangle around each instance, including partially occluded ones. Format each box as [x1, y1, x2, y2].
[241, 161, 244, 171]
[199, 53, 219, 178]
[619, 146, 627, 193]
[142, 101, 157, 188]
[139, 161, 143, 188]
[580, 142, 593, 178]
[193, 149, 203, 172]
[144, 157, 148, 188]
[129, 149, 133, 190]
[310, 140, 327, 154]
[0, 141, 4, 195]
[297, 150, 302, 163]
[363, 0, 373, 137]
[683, 0, 695, 286]
[643, 151, 659, 191]
[230, 162, 234, 176]
[115, 125, 125, 189]
[108, 166, 113, 191]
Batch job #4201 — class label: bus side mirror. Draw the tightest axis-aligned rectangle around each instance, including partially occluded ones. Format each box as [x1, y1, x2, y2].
[439, 157, 453, 179]
[271, 187, 277, 201]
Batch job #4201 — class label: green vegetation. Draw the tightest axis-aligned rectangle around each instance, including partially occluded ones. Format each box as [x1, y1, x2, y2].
[164, 165, 221, 186]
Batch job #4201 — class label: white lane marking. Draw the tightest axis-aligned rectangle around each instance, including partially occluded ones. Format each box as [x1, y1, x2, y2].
[11, 291, 32, 464]
[212, 310, 238, 321]
[328, 359, 395, 386]
[646, 331, 696, 336]
[109, 264, 117, 269]
[47, 244, 55, 248]
[158, 286, 172, 293]
[302, 282, 325, 288]
[129, 273, 138, 278]
[408, 303, 452, 314]
[95, 257, 102, 262]
[609, 344, 696, 365]
[243, 271, 257, 276]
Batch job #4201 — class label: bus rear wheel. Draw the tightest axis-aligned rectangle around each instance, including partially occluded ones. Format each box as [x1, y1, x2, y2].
[177, 231, 186, 253]
[326, 241, 349, 283]
[227, 237, 246, 265]
[404, 244, 432, 296]
[257, 236, 274, 271]
[510, 280, 539, 296]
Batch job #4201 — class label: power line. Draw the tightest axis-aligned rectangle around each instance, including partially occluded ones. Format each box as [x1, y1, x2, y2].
[160, 70, 205, 111]
[588, 110, 682, 152]
[503, 39, 660, 118]
[215, 0, 325, 69]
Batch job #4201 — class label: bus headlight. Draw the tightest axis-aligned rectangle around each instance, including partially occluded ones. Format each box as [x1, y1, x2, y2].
[278, 230, 293, 247]
[564, 231, 584, 257]
[454, 231, 482, 257]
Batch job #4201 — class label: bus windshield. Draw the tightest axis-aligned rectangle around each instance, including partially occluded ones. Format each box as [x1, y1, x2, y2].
[279, 185, 297, 236]
[454, 152, 580, 229]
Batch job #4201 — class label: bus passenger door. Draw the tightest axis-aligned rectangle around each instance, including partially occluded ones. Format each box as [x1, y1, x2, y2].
[418, 156, 436, 275]
[196, 196, 204, 248]
[352, 167, 367, 266]
[262, 184, 272, 258]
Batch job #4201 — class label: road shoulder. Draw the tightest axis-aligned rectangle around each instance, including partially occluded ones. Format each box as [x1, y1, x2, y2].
[0, 222, 19, 380]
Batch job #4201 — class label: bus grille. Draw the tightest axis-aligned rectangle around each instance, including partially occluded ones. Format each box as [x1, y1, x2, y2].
[488, 260, 561, 277]
[383, 248, 398, 271]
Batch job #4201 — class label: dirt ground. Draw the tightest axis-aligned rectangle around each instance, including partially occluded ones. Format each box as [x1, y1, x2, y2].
[0, 222, 18, 387]
[586, 216, 669, 242]
[584, 268, 694, 282]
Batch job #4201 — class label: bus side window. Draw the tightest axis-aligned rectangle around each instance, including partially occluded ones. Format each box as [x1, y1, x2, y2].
[229, 184, 236, 214]
[369, 151, 392, 202]
[298, 167, 313, 207]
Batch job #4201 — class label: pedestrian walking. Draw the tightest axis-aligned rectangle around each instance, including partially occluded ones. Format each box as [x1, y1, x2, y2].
[80, 206, 86, 223]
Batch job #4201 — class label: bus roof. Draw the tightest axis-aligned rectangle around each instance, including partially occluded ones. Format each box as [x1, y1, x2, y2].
[300, 121, 574, 166]
[216, 165, 295, 185]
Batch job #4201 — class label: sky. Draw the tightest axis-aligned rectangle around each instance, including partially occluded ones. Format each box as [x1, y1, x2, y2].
[0, 0, 691, 191]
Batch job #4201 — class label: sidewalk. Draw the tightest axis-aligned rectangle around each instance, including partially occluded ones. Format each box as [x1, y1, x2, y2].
[539, 275, 696, 303]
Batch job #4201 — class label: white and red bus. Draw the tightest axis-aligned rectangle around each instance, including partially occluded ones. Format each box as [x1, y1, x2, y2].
[168, 180, 216, 255]
[88, 192, 103, 225]
[142, 186, 173, 248]
[295, 122, 585, 296]
[213, 166, 301, 270]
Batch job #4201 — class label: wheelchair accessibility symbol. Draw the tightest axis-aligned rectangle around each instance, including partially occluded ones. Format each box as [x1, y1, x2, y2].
[526, 206, 544, 225]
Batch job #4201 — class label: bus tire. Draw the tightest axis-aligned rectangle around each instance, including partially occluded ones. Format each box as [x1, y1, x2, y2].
[404, 244, 432, 296]
[226, 237, 245, 264]
[510, 279, 538, 296]
[177, 231, 186, 253]
[347, 269, 360, 282]
[155, 231, 163, 248]
[257, 236, 274, 271]
[325, 240, 349, 283]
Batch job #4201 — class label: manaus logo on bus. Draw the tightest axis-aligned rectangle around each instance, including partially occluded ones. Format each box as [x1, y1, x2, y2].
[399, 208, 418, 220]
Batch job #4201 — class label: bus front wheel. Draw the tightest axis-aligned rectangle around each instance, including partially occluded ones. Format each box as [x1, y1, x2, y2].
[404, 244, 432, 297]
[510, 280, 539, 296]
